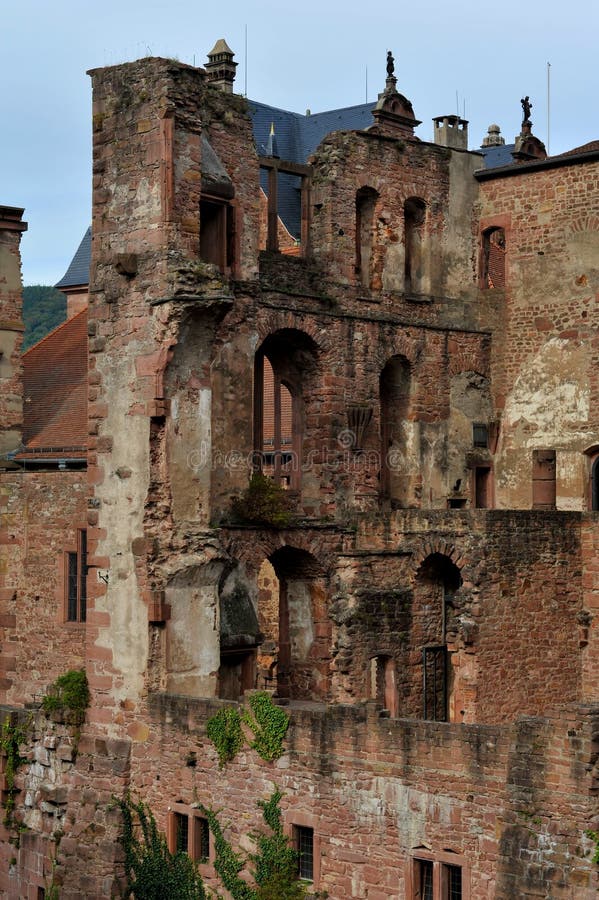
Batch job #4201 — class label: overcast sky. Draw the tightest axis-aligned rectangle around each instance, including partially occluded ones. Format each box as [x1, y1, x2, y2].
[2, 0, 598, 286]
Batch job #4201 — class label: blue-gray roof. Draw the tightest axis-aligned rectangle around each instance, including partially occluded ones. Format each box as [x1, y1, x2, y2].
[55, 226, 91, 289]
[57, 101, 522, 285]
[478, 143, 516, 168]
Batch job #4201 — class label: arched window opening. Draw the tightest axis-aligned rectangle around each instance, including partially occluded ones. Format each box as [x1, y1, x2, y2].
[355, 187, 379, 290]
[481, 226, 505, 289]
[254, 329, 318, 491]
[415, 554, 462, 723]
[380, 356, 412, 504]
[256, 546, 329, 702]
[404, 197, 426, 295]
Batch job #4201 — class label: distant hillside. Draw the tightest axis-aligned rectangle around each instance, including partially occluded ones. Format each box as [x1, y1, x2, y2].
[22, 285, 67, 351]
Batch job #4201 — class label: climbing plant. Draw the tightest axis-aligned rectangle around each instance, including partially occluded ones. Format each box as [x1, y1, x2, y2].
[206, 693, 290, 767]
[206, 706, 245, 768]
[0, 715, 28, 828]
[242, 692, 290, 762]
[585, 829, 599, 864]
[114, 794, 208, 899]
[199, 790, 305, 900]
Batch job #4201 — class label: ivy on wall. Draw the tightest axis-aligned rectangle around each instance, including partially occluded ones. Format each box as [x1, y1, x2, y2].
[206, 693, 290, 768]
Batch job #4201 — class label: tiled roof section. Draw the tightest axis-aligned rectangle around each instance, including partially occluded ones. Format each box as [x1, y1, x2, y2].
[551, 139, 599, 159]
[55, 226, 92, 289]
[19, 309, 88, 459]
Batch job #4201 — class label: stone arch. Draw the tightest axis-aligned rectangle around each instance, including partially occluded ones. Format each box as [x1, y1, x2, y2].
[254, 328, 319, 490]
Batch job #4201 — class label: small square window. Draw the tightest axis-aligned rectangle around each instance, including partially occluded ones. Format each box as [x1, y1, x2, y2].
[410, 855, 465, 900]
[472, 423, 488, 448]
[169, 806, 212, 865]
[294, 825, 314, 881]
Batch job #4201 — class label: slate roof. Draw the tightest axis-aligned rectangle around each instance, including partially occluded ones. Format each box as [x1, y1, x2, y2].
[18, 309, 88, 460]
[55, 226, 91, 289]
[477, 143, 516, 168]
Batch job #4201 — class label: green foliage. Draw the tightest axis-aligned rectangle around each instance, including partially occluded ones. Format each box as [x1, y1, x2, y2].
[200, 791, 305, 900]
[22, 285, 67, 350]
[242, 693, 290, 762]
[0, 716, 28, 828]
[206, 706, 244, 768]
[585, 829, 599, 864]
[231, 473, 294, 528]
[252, 792, 304, 900]
[114, 794, 208, 899]
[206, 694, 290, 767]
[42, 669, 90, 723]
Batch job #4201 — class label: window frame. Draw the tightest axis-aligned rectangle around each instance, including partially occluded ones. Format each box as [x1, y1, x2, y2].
[167, 803, 214, 868]
[63, 528, 87, 624]
[407, 849, 469, 900]
[285, 812, 320, 889]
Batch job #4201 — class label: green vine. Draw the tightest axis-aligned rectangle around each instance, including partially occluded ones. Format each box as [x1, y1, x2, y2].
[242, 693, 290, 762]
[206, 694, 290, 767]
[0, 715, 28, 828]
[199, 791, 305, 900]
[585, 829, 599, 864]
[113, 794, 208, 899]
[206, 706, 244, 768]
[42, 669, 90, 724]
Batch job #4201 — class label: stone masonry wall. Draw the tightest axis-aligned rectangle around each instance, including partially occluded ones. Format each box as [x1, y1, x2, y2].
[0, 472, 87, 707]
[477, 160, 599, 510]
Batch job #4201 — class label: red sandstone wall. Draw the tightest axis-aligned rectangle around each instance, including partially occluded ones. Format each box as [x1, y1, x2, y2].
[0, 472, 87, 706]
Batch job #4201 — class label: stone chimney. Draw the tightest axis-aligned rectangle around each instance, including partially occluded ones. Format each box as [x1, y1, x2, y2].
[432, 115, 468, 150]
[481, 123, 505, 147]
[205, 39, 237, 93]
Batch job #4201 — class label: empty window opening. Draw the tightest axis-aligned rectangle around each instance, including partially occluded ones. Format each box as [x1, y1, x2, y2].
[380, 355, 412, 504]
[294, 825, 314, 881]
[481, 227, 505, 289]
[259, 158, 311, 255]
[423, 646, 448, 722]
[355, 186, 379, 290]
[532, 449, 556, 509]
[200, 197, 234, 272]
[474, 466, 492, 509]
[218, 566, 261, 700]
[415, 554, 462, 722]
[258, 546, 328, 702]
[66, 529, 87, 623]
[254, 329, 318, 491]
[404, 197, 426, 295]
[370, 655, 398, 716]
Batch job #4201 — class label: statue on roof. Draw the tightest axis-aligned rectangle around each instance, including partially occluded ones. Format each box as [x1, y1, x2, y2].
[386, 51, 395, 79]
[521, 95, 532, 124]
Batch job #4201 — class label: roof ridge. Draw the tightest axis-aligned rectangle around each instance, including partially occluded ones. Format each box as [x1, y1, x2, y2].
[22, 307, 88, 357]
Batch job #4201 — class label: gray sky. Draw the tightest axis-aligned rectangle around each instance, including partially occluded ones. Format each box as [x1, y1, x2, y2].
[2, 0, 598, 286]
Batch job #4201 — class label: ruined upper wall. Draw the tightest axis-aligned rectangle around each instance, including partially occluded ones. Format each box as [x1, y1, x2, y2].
[0, 206, 26, 462]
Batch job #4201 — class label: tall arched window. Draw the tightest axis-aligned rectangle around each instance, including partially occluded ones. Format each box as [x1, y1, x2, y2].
[254, 330, 318, 491]
[481, 226, 505, 289]
[404, 197, 426, 295]
[355, 187, 379, 290]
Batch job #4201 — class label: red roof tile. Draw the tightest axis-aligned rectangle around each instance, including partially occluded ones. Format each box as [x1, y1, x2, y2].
[18, 310, 88, 459]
